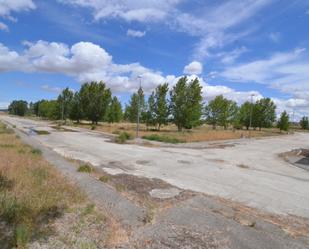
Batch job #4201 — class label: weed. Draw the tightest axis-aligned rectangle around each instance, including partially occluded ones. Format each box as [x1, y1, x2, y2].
[15, 223, 31, 248]
[31, 148, 42, 155]
[115, 184, 126, 192]
[0, 173, 14, 190]
[18, 149, 26, 154]
[142, 134, 183, 144]
[91, 125, 96, 130]
[34, 130, 50, 135]
[78, 164, 93, 173]
[99, 175, 110, 183]
[12, 125, 16, 128]
[115, 132, 132, 144]
[81, 203, 95, 216]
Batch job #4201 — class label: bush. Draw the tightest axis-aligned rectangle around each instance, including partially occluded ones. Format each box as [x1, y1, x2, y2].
[99, 175, 110, 183]
[142, 134, 183, 144]
[78, 164, 93, 173]
[115, 132, 132, 144]
[31, 148, 42, 155]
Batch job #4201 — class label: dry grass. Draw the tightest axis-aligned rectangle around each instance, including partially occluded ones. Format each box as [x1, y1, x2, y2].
[73, 121, 282, 143]
[0, 122, 85, 248]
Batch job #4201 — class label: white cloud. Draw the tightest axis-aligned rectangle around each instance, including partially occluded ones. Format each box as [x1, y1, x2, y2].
[0, 22, 8, 31]
[0, 102, 9, 109]
[0, 0, 35, 17]
[41, 85, 62, 93]
[127, 29, 146, 38]
[217, 46, 248, 64]
[59, 0, 181, 22]
[183, 61, 203, 75]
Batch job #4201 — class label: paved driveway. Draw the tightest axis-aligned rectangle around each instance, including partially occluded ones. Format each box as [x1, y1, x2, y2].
[2, 115, 309, 218]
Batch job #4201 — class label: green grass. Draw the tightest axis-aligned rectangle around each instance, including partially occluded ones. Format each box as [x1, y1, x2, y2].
[99, 175, 110, 183]
[77, 164, 93, 173]
[31, 148, 42, 155]
[34, 130, 50, 135]
[142, 134, 184, 144]
[115, 132, 132, 144]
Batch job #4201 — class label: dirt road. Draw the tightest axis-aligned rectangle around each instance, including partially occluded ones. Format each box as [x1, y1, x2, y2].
[2, 115, 309, 219]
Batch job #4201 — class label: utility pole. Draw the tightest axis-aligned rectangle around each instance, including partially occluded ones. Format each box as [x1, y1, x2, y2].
[249, 94, 255, 138]
[136, 76, 142, 138]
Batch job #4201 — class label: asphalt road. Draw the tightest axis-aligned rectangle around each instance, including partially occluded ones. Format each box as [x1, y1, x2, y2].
[2, 115, 309, 219]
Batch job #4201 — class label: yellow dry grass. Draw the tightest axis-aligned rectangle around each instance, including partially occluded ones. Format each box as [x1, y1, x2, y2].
[73, 121, 282, 142]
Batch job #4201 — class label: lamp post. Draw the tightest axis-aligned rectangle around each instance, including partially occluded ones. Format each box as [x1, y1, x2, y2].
[136, 76, 142, 138]
[249, 94, 255, 138]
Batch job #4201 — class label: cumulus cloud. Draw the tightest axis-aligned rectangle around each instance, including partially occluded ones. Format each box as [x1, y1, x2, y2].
[127, 29, 146, 38]
[0, 0, 35, 17]
[183, 61, 203, 75]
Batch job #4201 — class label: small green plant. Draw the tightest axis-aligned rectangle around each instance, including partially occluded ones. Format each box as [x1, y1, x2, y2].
[91, 125, 96, 130]
[99, 175, 110, 183]
[115, 184, 126, 192]
[31, 148, 42, 155]
[142, 134, 183, 144]
[35, 130, 50, 135]
[81, 203, 95, 216]
[78, 164, 93, 173]
[115, 132, 132, 144]
[15, 223, 31, 248]
[12, 125, 16, 128]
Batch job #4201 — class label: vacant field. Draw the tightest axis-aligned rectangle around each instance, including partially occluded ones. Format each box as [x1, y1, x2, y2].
[72, 121, 283, 142]
[0, 122, 112, 249]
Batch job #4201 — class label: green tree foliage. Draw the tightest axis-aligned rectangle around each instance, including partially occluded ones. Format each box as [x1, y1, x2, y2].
[145, 92, 156, 128]
[69, 92, 83, 123]
[8, 100, 28, 116]
[106, 96, 123, 123]
[253, 98, 276, 130]
[237, 102, 253, 130]
[126, 87, 146, 123]
[154, 83, 169, 130]
[79, 81, 112, 124]
[277, 111, 290, 131]
[205, 95, 238, 130]
[170, 77, 203, 131]
[38, 100, 59, 120]
[300, 116, 309, 130]
[57, 87, 74, 123]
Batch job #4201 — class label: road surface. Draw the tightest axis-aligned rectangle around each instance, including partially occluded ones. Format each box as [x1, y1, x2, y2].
[2, 115, 309, 218]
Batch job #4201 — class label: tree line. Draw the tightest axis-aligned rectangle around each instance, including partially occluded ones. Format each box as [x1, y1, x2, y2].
[8, 77, 308, 132]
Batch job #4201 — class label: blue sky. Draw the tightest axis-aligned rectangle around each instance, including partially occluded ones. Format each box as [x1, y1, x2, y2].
[0, 0, 309, 118]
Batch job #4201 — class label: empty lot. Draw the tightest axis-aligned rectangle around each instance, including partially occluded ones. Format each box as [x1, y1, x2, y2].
[1, 115, 309, 218]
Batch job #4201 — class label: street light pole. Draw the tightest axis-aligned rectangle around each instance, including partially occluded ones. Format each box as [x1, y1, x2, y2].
[136, 76, 142, 138]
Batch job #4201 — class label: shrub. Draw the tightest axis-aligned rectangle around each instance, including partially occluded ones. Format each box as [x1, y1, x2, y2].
[31, 148, 42, 155]
[78, 164, 93, 173]
[99, 175, 110, 183]
[115, 132, 132, 144]
[91, 125, 96, 130]
[142, 134, 183, 144]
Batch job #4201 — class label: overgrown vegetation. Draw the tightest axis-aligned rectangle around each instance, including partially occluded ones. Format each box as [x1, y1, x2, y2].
[0, 122, 84, 248]
[78, 164, 93, 173]
[115, 132, 132, 144]
[142, 134, 184, 144]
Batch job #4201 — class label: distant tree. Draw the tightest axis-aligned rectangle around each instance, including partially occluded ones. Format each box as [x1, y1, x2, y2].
[170, 77, 203, 131]
[57, 87, 74, 123]
[38, 100, 59, 120]
[8, 100, 28, 116]
[79, 81, 112, 124]
[205, 95, 237, 130]
[154, 83, 169, 130]
[106, 96, 123, 123]
[277, 111, 290, 132]
[238, 101, 253, 130]
[69, 92, 83, 123]
[253, 98, 276, 130]
[300, 116, 309, 130]
[126, 87, 146, 123]
[145, 92, 156, 128]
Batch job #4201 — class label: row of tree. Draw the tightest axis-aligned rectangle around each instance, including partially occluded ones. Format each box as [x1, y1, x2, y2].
[8, 78, 308, 132]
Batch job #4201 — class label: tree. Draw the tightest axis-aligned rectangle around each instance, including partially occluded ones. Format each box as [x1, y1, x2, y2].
[38, 100, 59, 120]
[205, 95, 237, 130]
[238, 101, 253, 130]
[145, 92, 156, 128]
[57, 87, 74, 123]
[170, 77, 203, 131]
[253, 98, 276, 130]
[126, 87, 146, 123]
[79, 81, 112, 124]
[154, 83, 169, 130]
[277, 111, 290, 132]
[300, 116, 309, 130]
[69, 92, 83, 123]
[106, 96, 123, 123]
[8, 100, 28, 116]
